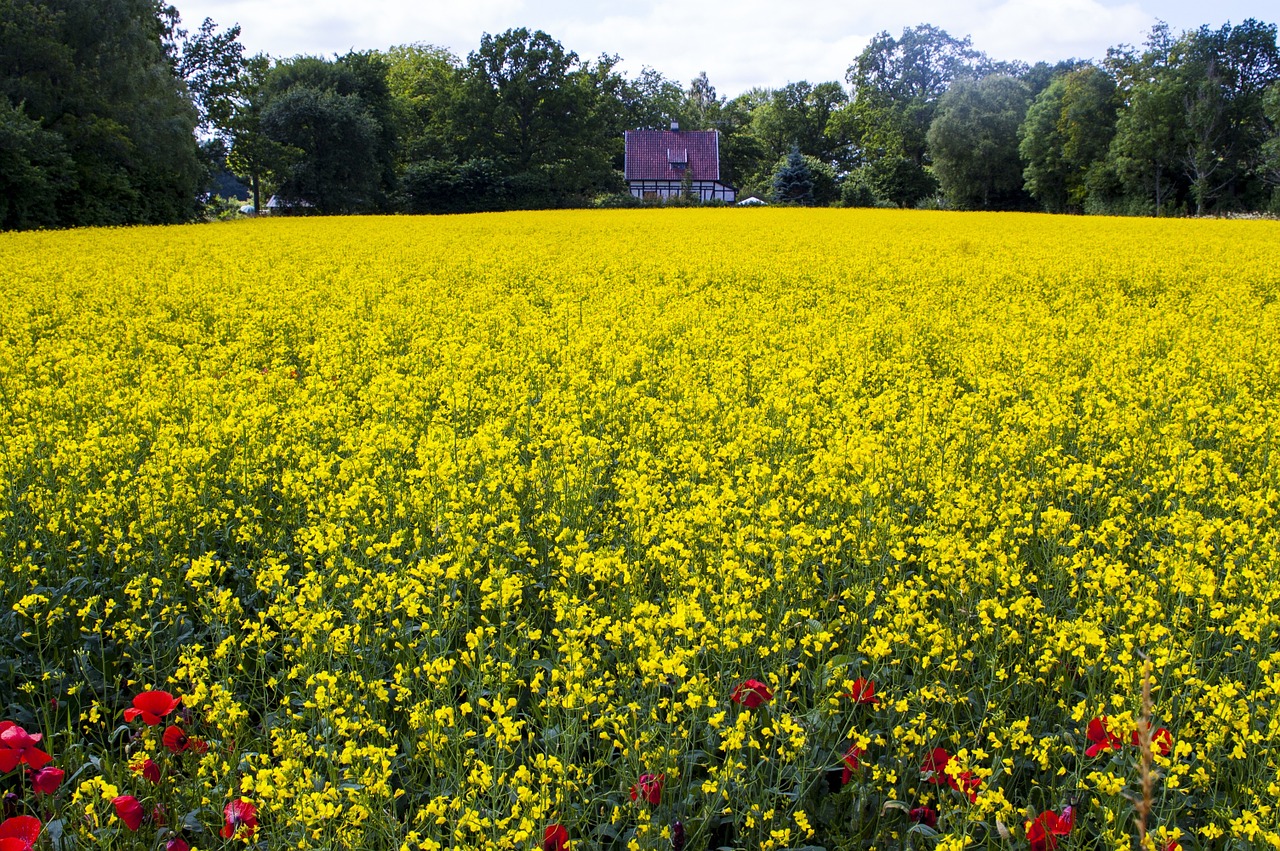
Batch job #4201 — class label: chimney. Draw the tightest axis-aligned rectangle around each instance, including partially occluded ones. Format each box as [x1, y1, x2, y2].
[670, 120, 679, 131]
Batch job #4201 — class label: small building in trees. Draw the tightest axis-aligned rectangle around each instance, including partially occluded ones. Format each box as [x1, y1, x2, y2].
[624, 123, 736, 202]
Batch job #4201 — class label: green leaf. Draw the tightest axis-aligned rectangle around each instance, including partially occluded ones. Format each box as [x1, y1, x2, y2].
[45, 819, 64, 851]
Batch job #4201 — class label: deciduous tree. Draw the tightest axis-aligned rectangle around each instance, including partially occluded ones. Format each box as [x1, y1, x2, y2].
[928, 75, 1032, 210]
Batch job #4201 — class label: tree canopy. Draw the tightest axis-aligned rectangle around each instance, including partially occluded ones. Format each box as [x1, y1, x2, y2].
[2, 8, 1279, 227]
[0, 0, 202, 228]
[928, 75, 1032, 210]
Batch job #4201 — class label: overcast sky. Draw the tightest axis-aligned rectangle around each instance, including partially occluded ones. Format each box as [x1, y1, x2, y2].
[174, 0, 1275, 96]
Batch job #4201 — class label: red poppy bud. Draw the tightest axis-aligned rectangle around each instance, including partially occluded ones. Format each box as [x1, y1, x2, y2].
[112, 795, 145, 831]
[841, 744, 866, 785]
[28, 766, 64, 795]
[729, 679, 773, 709]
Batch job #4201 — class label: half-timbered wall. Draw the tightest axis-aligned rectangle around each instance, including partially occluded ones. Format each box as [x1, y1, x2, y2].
[627, 180, 737, 202]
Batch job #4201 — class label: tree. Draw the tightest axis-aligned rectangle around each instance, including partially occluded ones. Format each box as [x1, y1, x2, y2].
[178, 17, 247, 139]
[463, 29, 580, 172]
[1263, 80, 1280, 203]
[861, 154, 939, 207]
[844, 25, 990, 162]
[773, 145, 815, 204]
[1104, 24, 1187, 214]
[717, 88, 772, 194]
[686, 71, 720, 128]
[225, 53, 285, 214]
[1101, 20, 1280, 215]
[0, 0, 203, 226]
[459, 28, 622, 207]
[0, 98, 71, 229]
[836, 24, 993, 208]
[1019, 65, 1118, 213]
[258, 54, 397, 214]
[1176, 20, 1280, 213]
[620, 66, 690, 130]
[751, 81, 850, 166]
[382, 43, 463, 161]
[928, 75, 1032, 210]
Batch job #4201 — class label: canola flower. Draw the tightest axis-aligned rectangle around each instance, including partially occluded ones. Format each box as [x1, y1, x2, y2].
[0, 209, 1278, 849]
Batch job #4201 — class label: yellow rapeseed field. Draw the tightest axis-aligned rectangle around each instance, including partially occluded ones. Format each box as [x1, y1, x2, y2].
[0, 209, 1278, 851]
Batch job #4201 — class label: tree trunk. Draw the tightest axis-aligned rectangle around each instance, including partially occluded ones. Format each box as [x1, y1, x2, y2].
[1154, 163, 1163, 216]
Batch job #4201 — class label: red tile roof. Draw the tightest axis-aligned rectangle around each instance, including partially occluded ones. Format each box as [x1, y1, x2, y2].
[625, 130, 721, 181]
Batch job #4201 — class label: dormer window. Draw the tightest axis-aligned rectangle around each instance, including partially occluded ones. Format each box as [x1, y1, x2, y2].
[668, 148, 688, 172]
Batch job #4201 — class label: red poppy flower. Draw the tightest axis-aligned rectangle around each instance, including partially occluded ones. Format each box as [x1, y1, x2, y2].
[28, 766, 64, 794]
[0, 722, 51, 773]
[730, 679, 773, 709]
[629, 773, 664, 806]
[112, 795, 145, 831]
[542, 823, 568, 851]
[133, 758, 161, 784]
[954, 770, 981, 802]
[166, 838, 191, 851]
[220, 798, 258, 840]
[909, 807, 938, 829]
[124, 691, 181, 726]
[1026, 807, 1074, 851]
[841, 744, 867, 786]
[1085, 717, 1122, 757]
[162, 725, 206, 754]
[920, 747, 980, 803]
[845, 678, 878, 705]
[1130, 727, 1173, 756]
[0, 816, 42, 851]
[922, 747, 952, 784]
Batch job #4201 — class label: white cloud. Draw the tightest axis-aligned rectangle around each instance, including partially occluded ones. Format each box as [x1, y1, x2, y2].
[186, 0, 525, 59]
[176, 0, 1265, 95]
[968, 0, 1155, 62]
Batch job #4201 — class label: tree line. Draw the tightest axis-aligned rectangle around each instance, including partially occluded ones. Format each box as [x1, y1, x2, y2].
[3, 1, 1279, 228]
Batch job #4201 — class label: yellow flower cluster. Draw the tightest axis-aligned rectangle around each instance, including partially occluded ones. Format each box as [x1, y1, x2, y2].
[1, 209, 1278, 849]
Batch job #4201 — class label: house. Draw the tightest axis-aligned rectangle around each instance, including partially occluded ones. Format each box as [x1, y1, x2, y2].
[262, 195, 314, 215]
[624, 122, 736, 203]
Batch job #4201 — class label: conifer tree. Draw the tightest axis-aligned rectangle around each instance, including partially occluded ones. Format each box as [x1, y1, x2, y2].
[772, 144, 814, 205]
